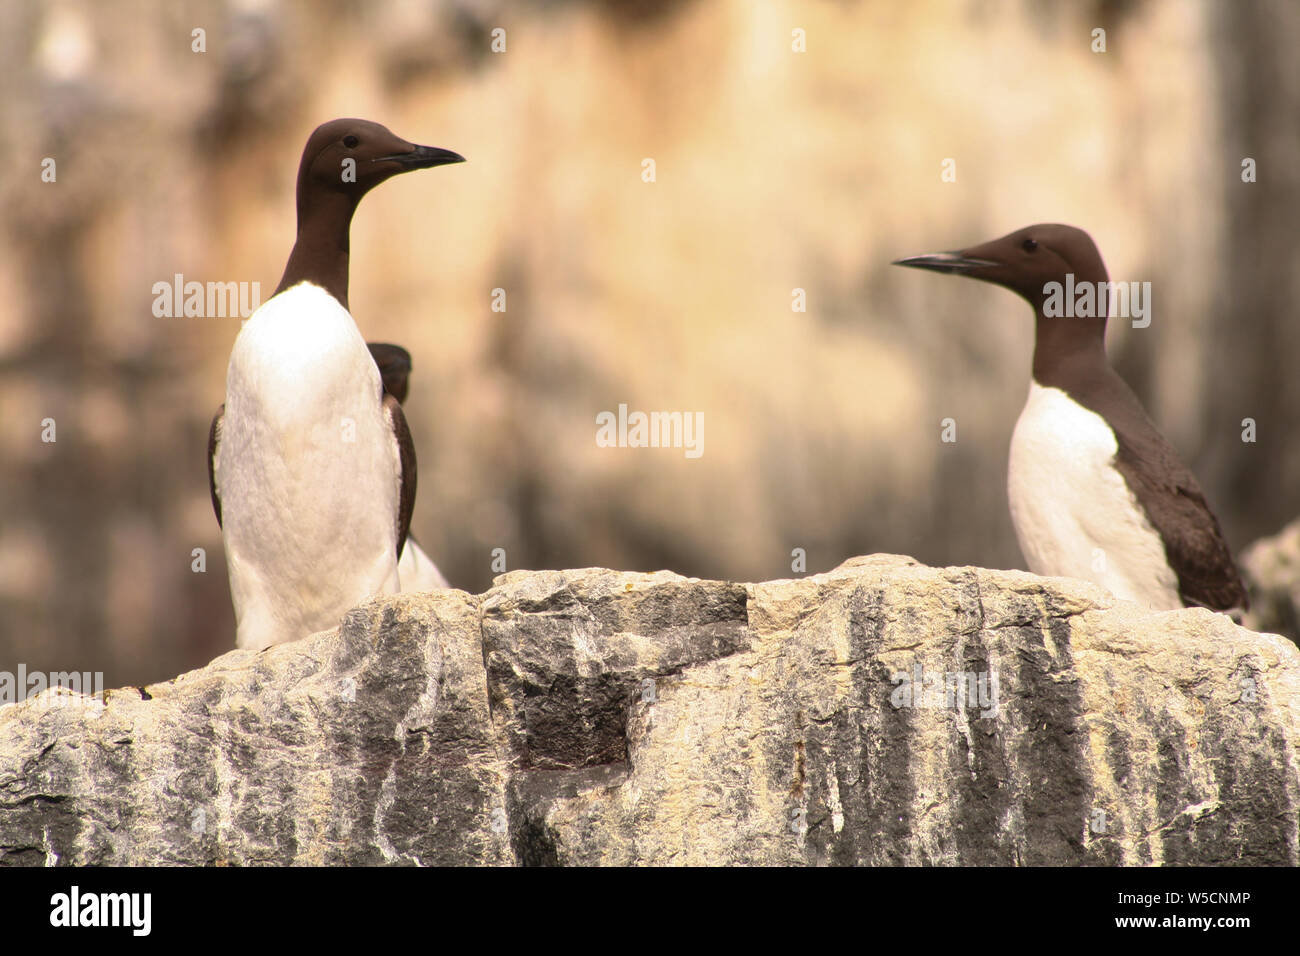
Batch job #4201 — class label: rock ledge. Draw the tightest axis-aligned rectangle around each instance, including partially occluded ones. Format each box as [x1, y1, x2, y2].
[3, 555, 1298, 866]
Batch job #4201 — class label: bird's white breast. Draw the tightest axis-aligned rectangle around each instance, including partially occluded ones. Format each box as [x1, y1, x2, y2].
[216, 281, 402, 648]
[1007, 381, 1181, 610]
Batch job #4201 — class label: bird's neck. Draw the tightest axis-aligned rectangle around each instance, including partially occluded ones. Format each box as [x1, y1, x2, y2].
[1030, 271, 1110, 388]
[274, 192, 359, 309]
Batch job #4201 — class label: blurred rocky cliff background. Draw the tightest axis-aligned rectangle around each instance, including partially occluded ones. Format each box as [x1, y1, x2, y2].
[1, 0, 1297, 687]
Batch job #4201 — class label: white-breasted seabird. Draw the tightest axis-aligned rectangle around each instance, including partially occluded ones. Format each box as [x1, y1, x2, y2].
[893, 223, 1248, 615]
[208, 119, 464, 649]
[366, 341, 451, 592]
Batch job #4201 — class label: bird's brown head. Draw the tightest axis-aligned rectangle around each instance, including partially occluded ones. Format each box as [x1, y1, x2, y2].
[275, 119, 465, 306]
[294, 118, 465, 213]
[894, 224, 1108, 310]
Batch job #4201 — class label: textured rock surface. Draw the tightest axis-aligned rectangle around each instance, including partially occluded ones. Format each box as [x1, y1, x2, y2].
[1243, 517, 1300, 647]
[2, 556, 1298, 866]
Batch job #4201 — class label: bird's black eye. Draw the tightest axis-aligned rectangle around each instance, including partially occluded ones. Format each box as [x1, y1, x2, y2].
[343, 135, 359, 148]
[1022, 238, 1038, 252]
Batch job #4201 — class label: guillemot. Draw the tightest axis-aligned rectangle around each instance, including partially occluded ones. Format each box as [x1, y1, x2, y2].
[893, 223, 1248, 614]
[368, 342, 412, 404]
[366, 341, 451, 591]
[208, 119, 464, 649]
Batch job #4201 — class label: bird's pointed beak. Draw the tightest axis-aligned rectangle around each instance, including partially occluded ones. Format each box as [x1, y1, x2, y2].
[373, 144, 466, 169]
[892, 251, 1001, 274]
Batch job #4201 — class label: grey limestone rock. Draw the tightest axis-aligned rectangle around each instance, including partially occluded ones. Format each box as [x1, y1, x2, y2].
[3, 556, 1298, 866]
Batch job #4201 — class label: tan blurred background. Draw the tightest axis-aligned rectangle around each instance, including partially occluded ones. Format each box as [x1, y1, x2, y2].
[1, 0, 1297, 687]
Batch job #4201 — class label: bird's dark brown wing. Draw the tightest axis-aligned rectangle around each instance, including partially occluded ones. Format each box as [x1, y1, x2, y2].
[1087, 373, 1249, 612]
[1112, 432, 1249, 612]
[1062, 366, 1247, 613]
[383, 392, 416, 560]
[208, 404, 224, 528]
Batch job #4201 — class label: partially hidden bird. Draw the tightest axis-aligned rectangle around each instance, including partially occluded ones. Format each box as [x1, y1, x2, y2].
[366, 342, 451, 592]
